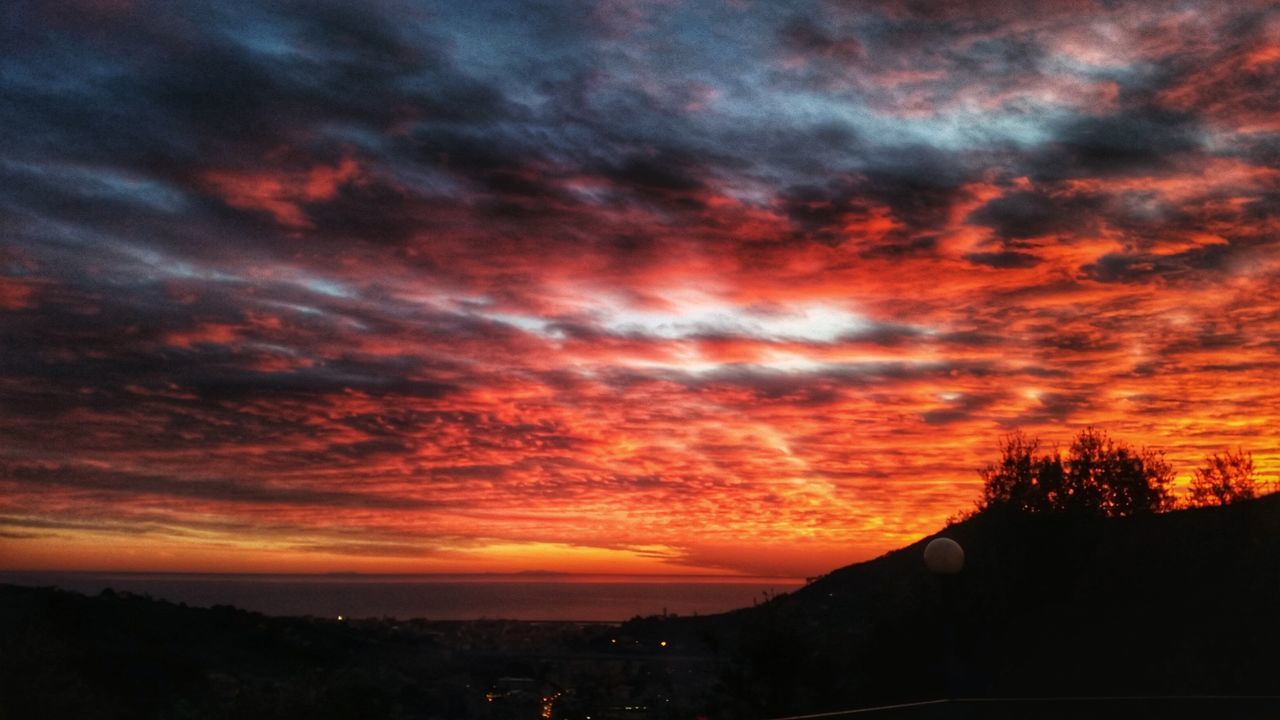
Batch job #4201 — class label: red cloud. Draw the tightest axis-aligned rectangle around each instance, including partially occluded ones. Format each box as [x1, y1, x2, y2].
[205, 157, 363, 228]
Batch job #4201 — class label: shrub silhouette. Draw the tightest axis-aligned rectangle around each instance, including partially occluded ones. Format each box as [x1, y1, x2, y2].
[1187, 448, 1258, 507]
[979, 427, 1174, 516]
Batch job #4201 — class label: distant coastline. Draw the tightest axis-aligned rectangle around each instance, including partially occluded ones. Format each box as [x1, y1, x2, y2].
[0, 570, 803, 622]
[0, 569, 803, 583]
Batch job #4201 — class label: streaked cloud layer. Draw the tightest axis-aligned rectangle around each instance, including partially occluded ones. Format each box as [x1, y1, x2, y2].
[3, 0, 1279, 576]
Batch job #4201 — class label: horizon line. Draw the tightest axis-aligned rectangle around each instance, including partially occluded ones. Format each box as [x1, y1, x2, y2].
[0, 569, 808, 581]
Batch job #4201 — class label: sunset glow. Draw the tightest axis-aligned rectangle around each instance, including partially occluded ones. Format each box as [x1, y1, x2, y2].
[3, 0, 1279, 577]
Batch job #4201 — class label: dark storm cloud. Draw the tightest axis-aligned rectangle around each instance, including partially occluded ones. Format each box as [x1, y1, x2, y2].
[778, 14, 862, 62]
[1022, 108, 1205, 181]
[299, 178, 429, 246]
[1, 0, 562, 262]
[1, 1, 441, 166]
[967, 191, 1107, 240]
[837, 321, 927, 346]
[602, 151, 710, 209]
[779, 151, 966, 244]
[1081, 243, 1240, 284]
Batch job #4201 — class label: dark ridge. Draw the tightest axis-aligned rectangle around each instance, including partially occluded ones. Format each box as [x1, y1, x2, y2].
[641, 493, 1280, 718]
[5, 494, 1280, 719]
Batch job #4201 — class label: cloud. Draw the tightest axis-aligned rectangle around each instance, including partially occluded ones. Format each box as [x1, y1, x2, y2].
[965, 251, 1042, 269]
[967, 190, 1106, 240]
[3, 0, 1280, 576]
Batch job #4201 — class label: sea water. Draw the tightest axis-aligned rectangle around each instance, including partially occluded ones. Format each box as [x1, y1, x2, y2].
[0, 571, 802, 622]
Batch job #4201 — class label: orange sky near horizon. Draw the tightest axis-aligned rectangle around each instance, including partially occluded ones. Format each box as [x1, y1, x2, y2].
[3, 0, 1280, 577]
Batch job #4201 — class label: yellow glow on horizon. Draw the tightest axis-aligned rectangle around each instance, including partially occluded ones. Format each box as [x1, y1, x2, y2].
[0, 532, 746, 576]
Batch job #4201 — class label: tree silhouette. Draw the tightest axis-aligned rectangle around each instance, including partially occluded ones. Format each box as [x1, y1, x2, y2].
[979, 427, 1174, 517]
[978, 431, 1060, 514]
[1187, 448, 1257, 507]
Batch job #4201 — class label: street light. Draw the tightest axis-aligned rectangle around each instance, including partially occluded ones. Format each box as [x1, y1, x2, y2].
[924, 537, 964, 575]
[925, 537, 965, 706]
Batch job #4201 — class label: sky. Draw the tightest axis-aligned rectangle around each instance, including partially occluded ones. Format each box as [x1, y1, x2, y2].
[2, 0, 1279, 577]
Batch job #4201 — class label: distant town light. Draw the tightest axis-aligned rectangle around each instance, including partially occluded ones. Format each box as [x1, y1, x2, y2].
[660, 640, 667, 647]
[336, 615, 344, 621]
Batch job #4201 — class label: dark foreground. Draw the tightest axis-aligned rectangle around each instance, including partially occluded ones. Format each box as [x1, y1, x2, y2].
[693, 495, 1280, 718]
[0, 583, 716, 720]
[775, 697, 1280, 720]
[5, 579, 1279, 720]
[6, 495, 1280, 719]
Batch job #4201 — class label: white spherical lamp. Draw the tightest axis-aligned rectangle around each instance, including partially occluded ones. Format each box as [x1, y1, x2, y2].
[923, 537, 965, 575]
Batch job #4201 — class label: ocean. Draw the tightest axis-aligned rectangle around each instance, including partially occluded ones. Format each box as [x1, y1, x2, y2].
[0, 572, 803, 622]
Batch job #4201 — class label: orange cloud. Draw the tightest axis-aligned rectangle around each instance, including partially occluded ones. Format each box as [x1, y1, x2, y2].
[205, 157, 363, 228]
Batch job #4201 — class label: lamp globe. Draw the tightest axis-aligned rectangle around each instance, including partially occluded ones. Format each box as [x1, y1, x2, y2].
[924, 537, 964, 575]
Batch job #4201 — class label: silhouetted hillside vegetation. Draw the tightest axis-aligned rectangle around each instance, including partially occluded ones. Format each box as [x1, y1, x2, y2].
[0, 585, 712, 719]
[6, 495, 1280, 719]
[674, 493, 1280, 718]
[0, 585, 469, 719]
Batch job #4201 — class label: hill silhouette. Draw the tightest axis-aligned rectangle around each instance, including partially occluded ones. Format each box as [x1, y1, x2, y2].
[662, 493, 1280, 717]
[0, 585, 470, 719]
[5, 495, 1280, 719]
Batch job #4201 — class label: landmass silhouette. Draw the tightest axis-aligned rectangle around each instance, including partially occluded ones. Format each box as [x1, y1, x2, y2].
[5, 492, 1280, 719]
